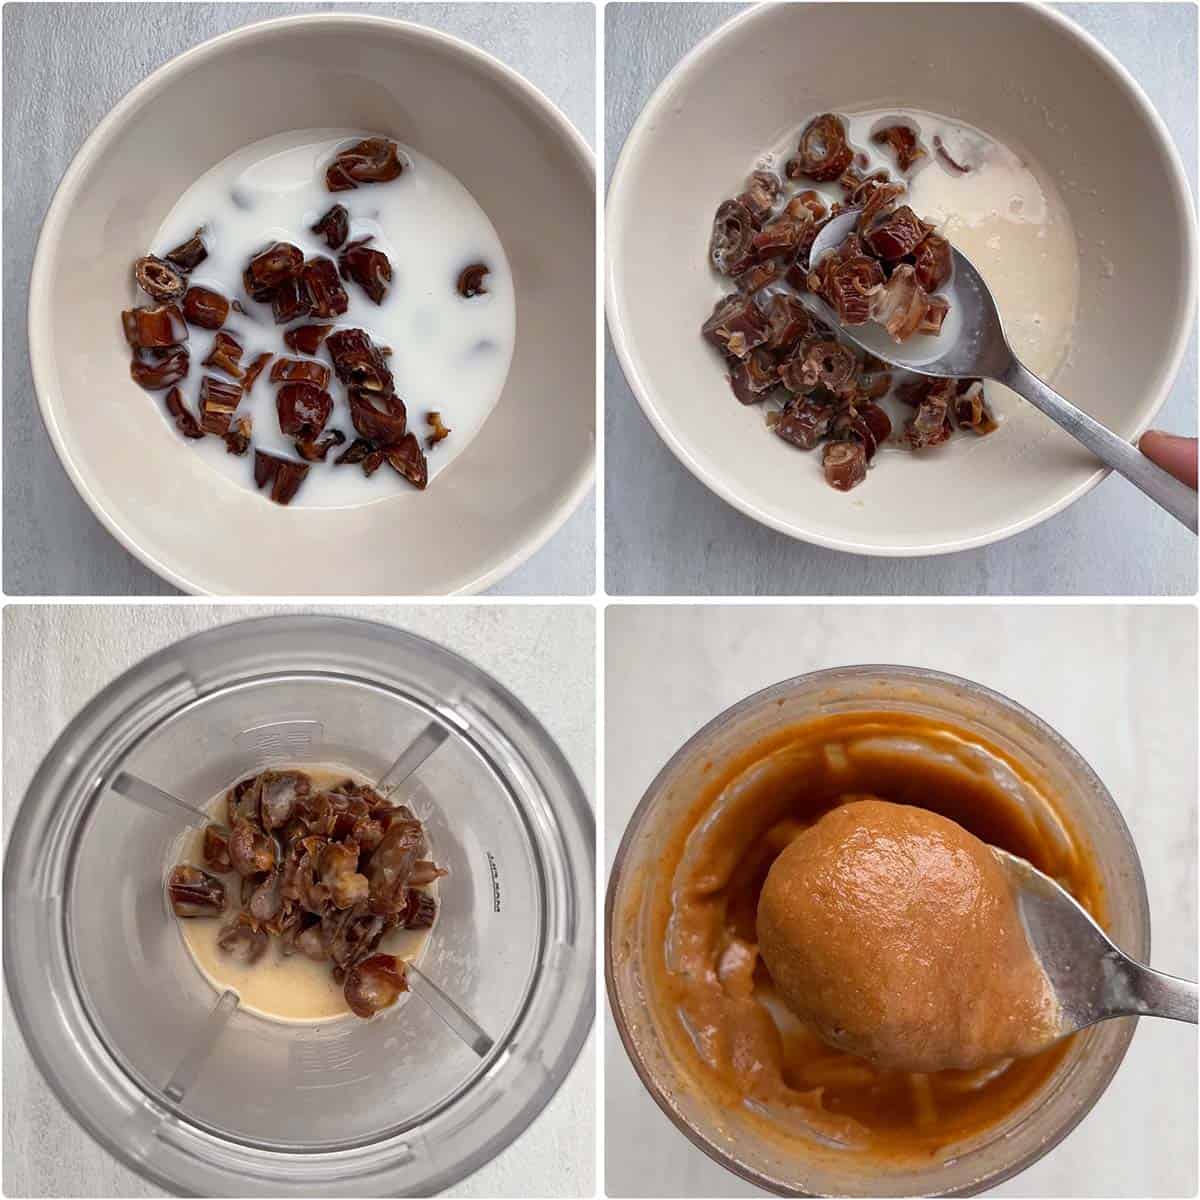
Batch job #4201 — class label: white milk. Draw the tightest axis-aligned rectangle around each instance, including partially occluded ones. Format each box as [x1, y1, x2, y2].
[173, 765, 438, 1024]
[760, 108, 1079, 429]
[144, 130, 515, 507]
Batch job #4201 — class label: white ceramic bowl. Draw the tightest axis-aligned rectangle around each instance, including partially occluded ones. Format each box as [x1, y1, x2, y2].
[607, 2, 1196, 556]
[30, 14, 594, 594]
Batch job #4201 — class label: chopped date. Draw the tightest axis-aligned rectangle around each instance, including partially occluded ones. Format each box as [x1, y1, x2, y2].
[134, 256, 186, 302]
[822, 440, 868, 490]
[284, 324, 332, 356]
[223, 416, 252, 456]
[326, 328, 394, 393]
[344, 954, 408, 1018]
[197, 375, 243, 435]
[276, 381, 333, 440]
[872, 123, 926, 172]
[270, 276, 311, 324]
[295, 429, 347, 462]
[326, 137, 405, 191]
[182, 286, 230, 329]
[203, 331, 245, 378]
[253, 450, 310, 505]
[164, 229, 208, 272]
[168, 865, 226, 917]
[302, 256, 349, 318]
[242, 352, 272, 392]
[270, 357, 331, 390]
[334, 437, 375, 467]
[348, 385, 407, 444]
[789, 113, 855, 182]
[131, 346, 189, 390]
[164, 387, 204, 439]
[384, 434, 428, 490]
[243, 241, 304, 301]
[311, 203, 350, 249]
[457, 263, 489, 298]
[339, 237, 392, 305]
[736, 170, 782, 223]
[709, 199, 757, 277]
[123, 303, 188, 349]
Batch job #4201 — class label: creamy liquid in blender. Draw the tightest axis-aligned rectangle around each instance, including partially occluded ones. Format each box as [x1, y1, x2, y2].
[174, 765, 437, 1023]
[145, 129, 516, 506]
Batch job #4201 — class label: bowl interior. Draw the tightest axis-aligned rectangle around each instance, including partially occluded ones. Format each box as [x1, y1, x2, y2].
[32, 16, 594, 593]
[607, 2, 1195, 554]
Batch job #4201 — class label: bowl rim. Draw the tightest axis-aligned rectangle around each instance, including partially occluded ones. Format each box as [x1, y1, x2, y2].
[604, 663, 1150, 1197]
[605, 0, 1198, 558]
[28, 11, 596, 595]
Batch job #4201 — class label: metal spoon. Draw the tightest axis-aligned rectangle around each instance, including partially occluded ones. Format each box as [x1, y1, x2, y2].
[806, 210, 1198, 533]
[991, 846, 1196, 1038]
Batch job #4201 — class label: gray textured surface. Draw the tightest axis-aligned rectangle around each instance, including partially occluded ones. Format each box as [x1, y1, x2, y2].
[3, 603, 596, 1198]
[605, 2, 1199, 596]
[2, 2, 596, 597]
[605, 604, 1198, 1197]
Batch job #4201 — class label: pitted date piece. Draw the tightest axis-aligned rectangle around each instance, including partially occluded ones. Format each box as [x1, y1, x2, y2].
[311, 203, 350, 250]
[253, 450, 311, 505]
[457, 263, 490, 298]
[204, 331, 245, 379]
[164, 387, 204, 439]
[243, 241, 304, 301]
[700, 108, 994, 491]
[123, 304, 188, 350]
[276, 382, 334, 440]
[345, 954, 409, 1018]
[165, 229, 208, 272]
[131, 346, 189, 390]
[168, 865, 226, 917]
[872, 124, 926, 173]
[788, 113, 855, 182]
[134, 256, 187, 302]
[169, 770, 444, 1018]
[326, 137, 405, 191]
[302, 256, 350, 318]
[183, 286, 230, 330]
[339, 238, 392, 306]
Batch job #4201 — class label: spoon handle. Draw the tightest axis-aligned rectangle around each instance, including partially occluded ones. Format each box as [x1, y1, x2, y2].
[999, 359, 1198, 533]
[1107, 955, 1198, 1024]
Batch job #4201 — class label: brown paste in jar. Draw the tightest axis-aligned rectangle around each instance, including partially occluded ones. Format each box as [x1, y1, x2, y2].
[644, 711, 1103, 1159]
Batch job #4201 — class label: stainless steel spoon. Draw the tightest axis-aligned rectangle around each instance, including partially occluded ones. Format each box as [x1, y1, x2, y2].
[806, 211, 1198, 533]
[991, 846, 1197, 1038]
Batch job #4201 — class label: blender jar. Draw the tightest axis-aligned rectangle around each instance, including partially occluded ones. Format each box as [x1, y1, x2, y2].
[5, 615, 594, 1196]
[606, 666, 1150, 1197]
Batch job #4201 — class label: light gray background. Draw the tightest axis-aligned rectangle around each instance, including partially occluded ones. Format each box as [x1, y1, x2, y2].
[605, 3, 1199, 596]
[605, 604, 1198, 1197]
[2, 2, 596, 596]
[2, 603, 595, 1198]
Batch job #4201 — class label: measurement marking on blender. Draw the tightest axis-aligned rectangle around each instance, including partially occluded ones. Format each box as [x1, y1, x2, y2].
[487, 851, 502, 912]
[110, 771, 209, 826]
[162, 989, 240, 1102]
[377, 722, 451, 797]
